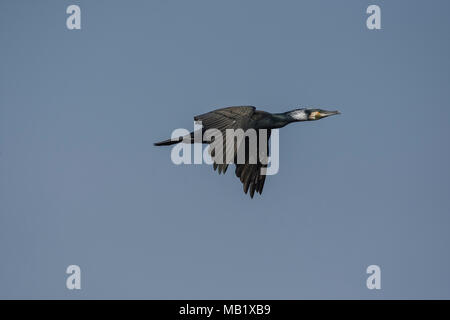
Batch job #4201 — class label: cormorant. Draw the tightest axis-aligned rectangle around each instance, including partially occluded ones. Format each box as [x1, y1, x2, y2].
[155, 106, 340, 198]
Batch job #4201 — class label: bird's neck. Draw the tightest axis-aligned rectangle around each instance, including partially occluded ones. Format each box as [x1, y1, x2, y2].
[264, 112, 303, 129]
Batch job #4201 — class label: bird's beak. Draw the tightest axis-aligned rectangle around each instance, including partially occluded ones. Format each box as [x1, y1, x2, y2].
[320, 110, 341, 118]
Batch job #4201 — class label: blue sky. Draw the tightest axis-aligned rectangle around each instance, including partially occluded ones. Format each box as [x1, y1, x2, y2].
[1, 0, 450, 298]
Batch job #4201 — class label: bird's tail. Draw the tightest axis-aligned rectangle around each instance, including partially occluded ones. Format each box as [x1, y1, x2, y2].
[154, 131, 198, 146]
[154, 137, 183, 146]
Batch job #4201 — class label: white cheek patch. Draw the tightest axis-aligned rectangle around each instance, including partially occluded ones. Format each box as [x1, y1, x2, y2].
[290, 110, 307, 121]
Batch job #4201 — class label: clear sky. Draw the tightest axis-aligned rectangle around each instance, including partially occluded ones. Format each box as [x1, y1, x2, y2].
[1, 0, 450, 299]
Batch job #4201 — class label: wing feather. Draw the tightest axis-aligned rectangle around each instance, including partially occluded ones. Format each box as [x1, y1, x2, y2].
[194, 106, 270, 198]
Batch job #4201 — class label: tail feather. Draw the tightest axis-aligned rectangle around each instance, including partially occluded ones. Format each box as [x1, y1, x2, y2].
[154, 130, 205, 146]
[154, 137, 182, 146]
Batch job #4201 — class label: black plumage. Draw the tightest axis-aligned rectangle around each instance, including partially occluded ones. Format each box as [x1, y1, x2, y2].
[155, 105, 340, 198]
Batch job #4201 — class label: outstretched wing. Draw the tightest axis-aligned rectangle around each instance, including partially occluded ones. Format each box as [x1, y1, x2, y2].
[234, 129, 271, 198]
[194, 106, 255, 132]
[194, 106, 256, 174]
[195, 106, 271, 198]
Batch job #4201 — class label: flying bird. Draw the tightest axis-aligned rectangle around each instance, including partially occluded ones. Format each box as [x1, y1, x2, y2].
[155, 106, 340, 198]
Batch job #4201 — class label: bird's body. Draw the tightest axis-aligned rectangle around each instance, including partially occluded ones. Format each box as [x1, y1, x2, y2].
[155, 106, 340, 198]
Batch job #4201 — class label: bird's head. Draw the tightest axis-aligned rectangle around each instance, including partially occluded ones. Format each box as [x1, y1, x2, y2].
[287, 108, 341, 121]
